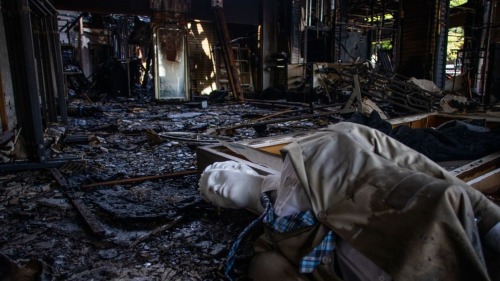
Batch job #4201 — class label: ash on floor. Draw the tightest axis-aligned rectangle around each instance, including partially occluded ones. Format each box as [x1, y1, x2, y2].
[1, 98, 339, 280]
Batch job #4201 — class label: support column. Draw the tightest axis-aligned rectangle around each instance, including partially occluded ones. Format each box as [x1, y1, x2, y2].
[212, 0, 244, 101]
[433, 0, 450, 89]
[261, 0, 278, 90]
[19, 0, 47, 162]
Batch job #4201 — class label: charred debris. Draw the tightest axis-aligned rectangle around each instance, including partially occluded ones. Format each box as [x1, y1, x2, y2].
[1, 0, 500, 279]
[0, 64, 491, 280]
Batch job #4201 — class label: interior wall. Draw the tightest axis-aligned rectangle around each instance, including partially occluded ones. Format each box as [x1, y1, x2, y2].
[0, 9, 18, 131]
[398, 0, 449, 87]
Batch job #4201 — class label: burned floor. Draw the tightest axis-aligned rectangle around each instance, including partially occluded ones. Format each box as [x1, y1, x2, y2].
[3, 0, 500, 279]
[0, 94, 346, 281]
[3, 79, 500, 280]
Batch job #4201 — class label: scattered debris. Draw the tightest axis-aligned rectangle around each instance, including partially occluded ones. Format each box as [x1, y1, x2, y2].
[409, 77, 441, 93]
[0, 253, 43, 281]
[440, 94, 470, 113]
[145, 129, 164, 146]
[0, 82, 494, 279]
[0, 131, 17, 163]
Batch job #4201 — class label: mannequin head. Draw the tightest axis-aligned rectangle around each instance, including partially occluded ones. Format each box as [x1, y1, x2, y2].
[199, 161, 265, 210]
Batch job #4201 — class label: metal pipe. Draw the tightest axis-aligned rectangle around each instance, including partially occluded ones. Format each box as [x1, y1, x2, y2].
[308, 0, 312, 26]
[81, 170, 198, 190]
[477, 0, 493, 100]
[305, 0, 309, 26]
[309, 0, 313, 26]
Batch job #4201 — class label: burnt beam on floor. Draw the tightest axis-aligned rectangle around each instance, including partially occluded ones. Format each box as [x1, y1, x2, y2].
[51, 168, 106, 238]
[81, 170, 198, 190]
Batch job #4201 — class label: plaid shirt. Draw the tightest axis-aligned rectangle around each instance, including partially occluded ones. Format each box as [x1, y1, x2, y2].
[225, 193, 335, 280]
[261, 193, 336, 273]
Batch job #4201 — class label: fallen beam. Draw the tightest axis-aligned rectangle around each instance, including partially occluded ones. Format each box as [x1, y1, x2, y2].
[68, 194, 106, 237]
[51, 168, 106, 237]
[81, 170, 198, 190]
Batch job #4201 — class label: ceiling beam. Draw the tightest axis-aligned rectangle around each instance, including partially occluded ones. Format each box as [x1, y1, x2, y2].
[52, 0, 151, 15]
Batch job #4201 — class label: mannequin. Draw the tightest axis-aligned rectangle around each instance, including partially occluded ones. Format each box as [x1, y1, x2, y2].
[199, 122, 500, 281]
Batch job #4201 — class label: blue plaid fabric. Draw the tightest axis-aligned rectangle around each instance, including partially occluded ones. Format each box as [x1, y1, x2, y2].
[299, 230, 335, 273]
[225, 192, 336, 280]
[260, 193, 336, 273]
[262, 208, 317, 233]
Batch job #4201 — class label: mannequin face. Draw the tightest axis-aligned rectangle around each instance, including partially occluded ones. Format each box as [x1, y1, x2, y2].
[204, 160, 259, 176]
[199, 168, 264, 209]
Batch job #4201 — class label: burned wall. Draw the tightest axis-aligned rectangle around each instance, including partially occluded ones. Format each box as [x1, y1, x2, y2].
[399, 0, 434, 79]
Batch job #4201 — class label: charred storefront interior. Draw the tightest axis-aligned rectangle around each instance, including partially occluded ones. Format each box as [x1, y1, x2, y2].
[1, 0, 500, 280]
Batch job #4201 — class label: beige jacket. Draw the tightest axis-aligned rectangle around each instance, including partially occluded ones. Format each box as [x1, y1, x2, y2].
[256, 122, 500, 281]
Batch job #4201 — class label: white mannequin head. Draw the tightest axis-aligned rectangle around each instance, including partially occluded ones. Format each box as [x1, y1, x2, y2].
[198, 161, 264, 210]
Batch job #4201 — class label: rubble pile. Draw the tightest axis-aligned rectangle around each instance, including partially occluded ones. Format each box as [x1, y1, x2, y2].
[0, 97, 338, 280]
[2, 74, 493, 279]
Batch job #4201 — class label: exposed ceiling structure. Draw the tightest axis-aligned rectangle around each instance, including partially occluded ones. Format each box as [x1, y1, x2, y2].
[1, 0, 500, 280]
[52, 0, 151, 15]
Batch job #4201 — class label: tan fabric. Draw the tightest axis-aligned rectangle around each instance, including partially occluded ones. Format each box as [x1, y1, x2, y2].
[249, 251, 310, 281]
[251, 122, 500, 281]
[336, 237, 392, 281]
[281, 122, 500, 281]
